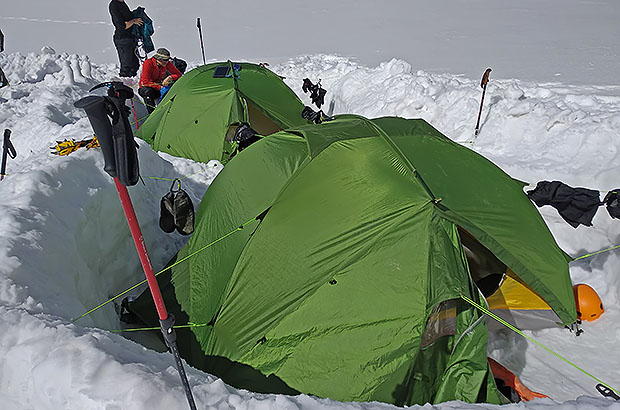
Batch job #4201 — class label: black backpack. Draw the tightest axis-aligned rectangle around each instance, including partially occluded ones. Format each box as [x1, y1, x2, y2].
[172, 57, 188, 74]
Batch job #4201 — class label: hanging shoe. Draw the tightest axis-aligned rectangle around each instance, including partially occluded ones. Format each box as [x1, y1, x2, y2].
[159, 190, 176, 233]
[173, 187, 195, 236]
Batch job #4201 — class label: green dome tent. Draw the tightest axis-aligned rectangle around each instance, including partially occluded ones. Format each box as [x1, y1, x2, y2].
[135, 61, 307, 163]
[130, 115, 576, 405]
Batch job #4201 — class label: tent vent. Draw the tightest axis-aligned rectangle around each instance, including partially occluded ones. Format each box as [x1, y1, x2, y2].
[213, 66, 231, 78]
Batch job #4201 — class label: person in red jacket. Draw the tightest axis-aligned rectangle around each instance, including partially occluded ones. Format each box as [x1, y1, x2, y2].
[138, 48, 182, 113]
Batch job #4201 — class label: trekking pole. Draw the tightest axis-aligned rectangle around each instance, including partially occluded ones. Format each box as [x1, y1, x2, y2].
[474, 68, 492, 137]
[197, 18, 206, 65]
[1, 129, 17, 181]
[75, 83, 197, 410]
[113, 179, 198, 410]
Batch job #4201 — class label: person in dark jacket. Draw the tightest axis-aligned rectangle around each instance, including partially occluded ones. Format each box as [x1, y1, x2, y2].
[138, 48, 182, 113]
[109, 0, 143, 77]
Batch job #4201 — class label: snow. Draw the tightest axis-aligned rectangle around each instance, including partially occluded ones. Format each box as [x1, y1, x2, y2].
[3, 1, 620, 87]
[1, 1, 620, 409]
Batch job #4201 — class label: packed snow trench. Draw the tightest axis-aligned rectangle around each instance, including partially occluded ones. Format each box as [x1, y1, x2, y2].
[0, 50, 620, 410]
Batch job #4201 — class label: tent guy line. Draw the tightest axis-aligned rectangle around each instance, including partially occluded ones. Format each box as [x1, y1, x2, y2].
[461, 293, 620, 397]
[71, 216, 259, 322]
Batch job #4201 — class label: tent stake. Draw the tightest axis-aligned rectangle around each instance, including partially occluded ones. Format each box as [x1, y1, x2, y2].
[114, 178, 198, 410]
[474, 68, 492, 137]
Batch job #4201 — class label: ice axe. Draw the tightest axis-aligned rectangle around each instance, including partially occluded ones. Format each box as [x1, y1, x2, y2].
[474, 68, 492, 137]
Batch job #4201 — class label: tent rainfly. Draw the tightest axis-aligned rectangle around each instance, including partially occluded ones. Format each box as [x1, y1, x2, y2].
[135, 61, 307, 163]
[130, 115, 576, 406]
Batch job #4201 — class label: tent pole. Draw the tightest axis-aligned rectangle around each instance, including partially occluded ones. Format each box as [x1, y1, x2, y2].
[113, 178, 198, 410]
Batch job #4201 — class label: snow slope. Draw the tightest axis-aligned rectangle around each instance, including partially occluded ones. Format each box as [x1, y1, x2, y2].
[2, 0, 620, 86]
[1, 48, 619, 410]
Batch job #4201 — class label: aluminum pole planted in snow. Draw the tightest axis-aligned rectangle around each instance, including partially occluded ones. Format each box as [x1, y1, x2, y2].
[474, 68, 492, 137]
[114, 179, 198, 410]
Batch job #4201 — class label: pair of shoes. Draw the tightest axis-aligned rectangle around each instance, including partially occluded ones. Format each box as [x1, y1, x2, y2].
[159, 179, 195, 235]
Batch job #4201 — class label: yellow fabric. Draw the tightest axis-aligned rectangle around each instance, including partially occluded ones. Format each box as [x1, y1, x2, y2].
[487, 269, 552, 311]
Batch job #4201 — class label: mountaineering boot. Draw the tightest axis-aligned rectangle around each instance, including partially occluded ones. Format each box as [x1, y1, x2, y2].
[173, 188, 195, 236]
[159, 191, 176, 233]
[302, 78, 313, 93]
[301, 106, 319, 123]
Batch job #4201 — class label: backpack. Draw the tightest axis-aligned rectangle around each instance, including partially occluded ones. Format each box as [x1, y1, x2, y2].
[172, 57, 188, 74]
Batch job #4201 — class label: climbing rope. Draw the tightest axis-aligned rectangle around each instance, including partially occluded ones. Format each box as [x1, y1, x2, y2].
[71, 216, 258, 322]
[460, 293, 620, 397]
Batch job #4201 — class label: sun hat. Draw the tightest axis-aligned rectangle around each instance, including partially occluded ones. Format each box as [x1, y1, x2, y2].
[153, 48, 171, 61]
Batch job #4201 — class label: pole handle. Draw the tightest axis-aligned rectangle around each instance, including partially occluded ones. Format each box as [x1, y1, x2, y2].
[196, 17, 201, 29]
[597, 383, 620, 401]
[481, 68, 492, 88]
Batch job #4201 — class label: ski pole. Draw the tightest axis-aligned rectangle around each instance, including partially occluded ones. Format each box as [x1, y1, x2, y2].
[1, 129, 17, 181]
[474, 68, 492, 137]
[197, 18, 206, 65]
[113, 178, 197, 410]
